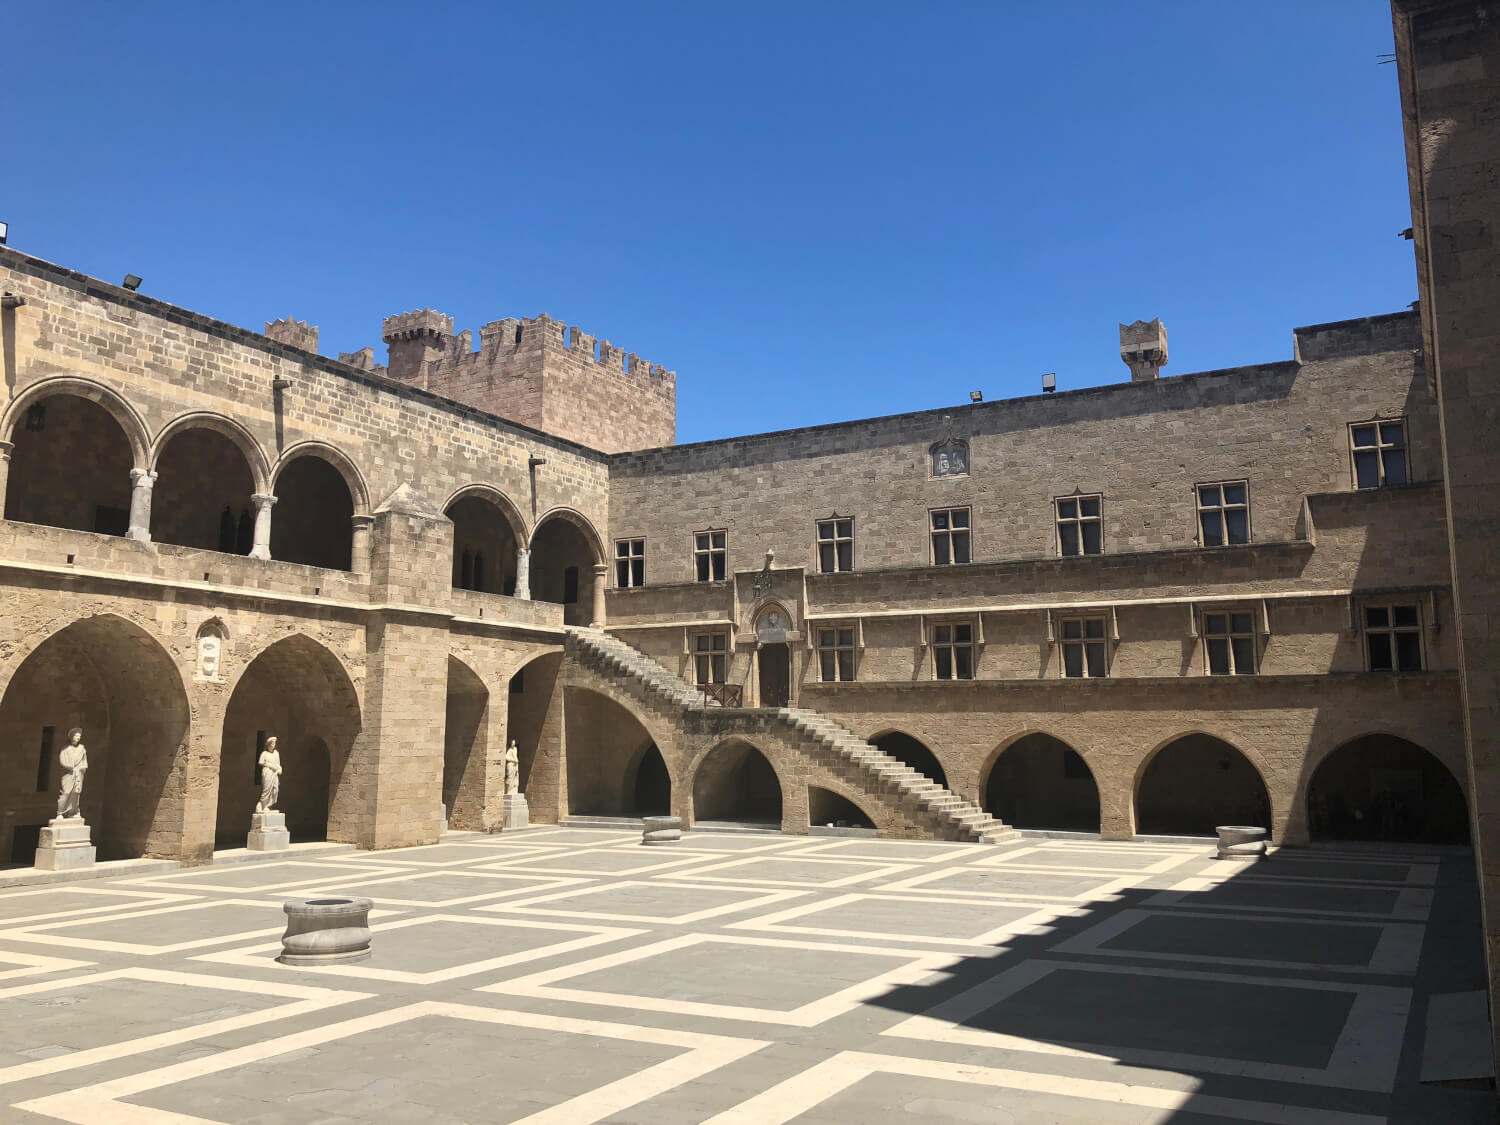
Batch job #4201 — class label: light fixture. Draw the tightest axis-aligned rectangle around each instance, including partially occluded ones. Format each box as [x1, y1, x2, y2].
[1042, 373, 1056, 394]
[0, 221, 8, 246]
[122, 274, 142, 291]
[969, 390, 982, 403]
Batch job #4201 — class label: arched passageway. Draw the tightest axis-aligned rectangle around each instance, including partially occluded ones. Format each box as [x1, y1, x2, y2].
[271, 456, 354, 570]
[0, 615, 189, 862]
[634, 744, 671, 816]
[5, 394, 134, 535]
[1308, 735, 1468, 844]
[985, 734, 1101, 833]
[152, 428, 255, 553]
[218, 635, 361, 847]
[693, 740, 782, 825]
[872, 731, 948, 788]
[530, 514, 599, 627]
[1136, 734, 1270, 837]
[810, 786, 874, 829]
[563, 687, 662, 816]
[507, 652, 562, 803]
[447, 494, 521, 595]
[444, 657, 491, 829]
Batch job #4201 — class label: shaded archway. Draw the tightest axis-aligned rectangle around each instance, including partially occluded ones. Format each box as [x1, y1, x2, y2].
[0, 614, 189, 861]
[507, 652, 562, 806]
[984, 733, 1101, 833]
[872, 731, 948, 788]
[271, 455, 354, 570]
[563, 686, 664, 816]
[692, 739, 782, 825]
[5, 393, 135, 535]
[1308, 735, 1468, 844]
[444, 656, 492, 830]
[446, 491, 521, 595]
[1135, 734, 1270, 837]
[810, 786, 874, 829]
[218, 635, 361, 847]
[633, 744, 671, 816]
[530, 511, 601, 627]
[151, 425, 257, 552]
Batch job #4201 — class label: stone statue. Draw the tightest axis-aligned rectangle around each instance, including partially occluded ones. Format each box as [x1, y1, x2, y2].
[56, 727, 87, 819]
[504, 739, 520, 796]
[256, 736, 283, 813]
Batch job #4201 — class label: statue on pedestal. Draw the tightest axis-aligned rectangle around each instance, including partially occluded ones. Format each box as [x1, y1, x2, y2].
[256, 736, 283, 814]
[56, 727, 87, 819]
[504, 739, 521, 796]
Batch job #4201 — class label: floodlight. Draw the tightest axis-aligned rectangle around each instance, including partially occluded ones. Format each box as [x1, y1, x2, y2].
[122, 274, 142, 291]
[1042, 373, 1056, 393]
[0, 221, 8, 245]
[969, 390, 982, 403]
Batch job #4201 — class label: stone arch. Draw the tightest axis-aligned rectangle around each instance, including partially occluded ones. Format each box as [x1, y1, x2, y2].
[149, 413, 269, 553]
[633, 743, 672, 816]
[982, 731, 1101, 833]
[444, 655, 494, 830]
[869, 729, 948, 788]
[269, 450, 357, 570]
[530, 509, 604, 626]
[445, 486, 525, 596]
[1306, 733, 1469, 844]
[1134, 731, 1272, 838]
[809, 784, 877, 829]
[690, 737, 784, 825]
[218, 633, 363, 847]
[271, 442, 370, 514]
[507, 650, 564, 820]
[0, 612, 191, 862]
[1, 376, 150, 468]
[528, 506, 604, 562]
[3, 380, 149, 535]
[563, 684, 677, 817]
[752, 601, 797, 708]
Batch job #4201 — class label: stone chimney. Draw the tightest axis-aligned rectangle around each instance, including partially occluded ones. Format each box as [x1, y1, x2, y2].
[265, 317, 319, 353]
[1120, 318, 1168, 381]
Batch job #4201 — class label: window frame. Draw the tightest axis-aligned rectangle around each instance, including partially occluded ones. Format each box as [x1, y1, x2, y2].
[930, 619, 977, 681]
[929, 506, 972, 566]
[614, 537, 645, 589]
[1349, 418, 1409, 489]
[815, 622, 858, 683]
[693, 529, 727, 583]
[1055, 494, 1103, 558]
[1058, 614, 1109, 678]
[1196, 480, 1251, 547]
[815, 516, 855, 574]
[1363, 602, 1424, 673]
[1201, 607, 1258, 676]
[692, 630, 729, 685]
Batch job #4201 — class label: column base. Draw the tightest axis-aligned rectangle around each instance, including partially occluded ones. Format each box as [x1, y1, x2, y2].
[502, 794, 530, 830]
[248, 811, 291, 851]
[36, 816, 96, 870]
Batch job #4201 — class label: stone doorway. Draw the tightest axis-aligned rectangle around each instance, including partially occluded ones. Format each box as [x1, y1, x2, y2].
[758, 643, 790, 708]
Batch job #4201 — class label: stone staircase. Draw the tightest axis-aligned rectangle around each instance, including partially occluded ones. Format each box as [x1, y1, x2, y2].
[566, 627, 1016, 844]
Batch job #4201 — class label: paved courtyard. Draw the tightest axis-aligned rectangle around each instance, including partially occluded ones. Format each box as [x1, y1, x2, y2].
[0, 828, 1488, 1124]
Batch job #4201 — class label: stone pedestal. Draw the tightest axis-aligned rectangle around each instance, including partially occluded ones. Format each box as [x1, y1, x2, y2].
[35, 817, 96, 870]
[278, 896, 372, 965]
[248, 811, 291, 851]
[642, 816, 683, 845]
[502, 793, 529, 830]
[1216, 824, 1268, 860]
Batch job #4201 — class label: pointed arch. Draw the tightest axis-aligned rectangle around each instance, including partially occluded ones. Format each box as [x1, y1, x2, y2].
[982, 730, 1100, 833]
[445, 485, 526, 596]
[1306, 733, 1468, 844]
[150, 412, 271, 492]
[868, 729, 948, 788]
[443, 484, 529, 544]
[1134, 731, 1271, 838]
[272, 441, 370, 515]
[529, 506, 605, 563]
[809, 784, 876, 829]
[691, 737, 783, 824]
[1, 376, 150, 468]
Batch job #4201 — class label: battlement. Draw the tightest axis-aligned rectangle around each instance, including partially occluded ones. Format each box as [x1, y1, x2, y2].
[382, 308, 454, 342]
[1120, 318, 1168, 381]
[265, 316, 319, 353]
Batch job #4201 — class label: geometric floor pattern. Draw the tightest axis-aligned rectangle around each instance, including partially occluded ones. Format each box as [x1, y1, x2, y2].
[0, 827, 1488, 1123]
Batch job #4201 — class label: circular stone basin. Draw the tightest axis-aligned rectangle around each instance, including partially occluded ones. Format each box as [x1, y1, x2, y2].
[278, 895, 373, 965]
[1215, 824, 1268, 859]
[641, 815, 683, 846]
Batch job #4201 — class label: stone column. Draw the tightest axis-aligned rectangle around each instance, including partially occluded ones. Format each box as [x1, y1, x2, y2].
[350, 514, 374, 574]
[248, 493, 277, 560]
[591, 563, 608, 628]
[125, 468, 157, 542]
[514, 548, 531, 599]
[0, 440, 13, 509]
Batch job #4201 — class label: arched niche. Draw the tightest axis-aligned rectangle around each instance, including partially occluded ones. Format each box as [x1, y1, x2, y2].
[693, 739, 782, 825]
[872, 731, 948, 788]
[563, 685, 662, 816]
[809, 786, 874, 829]
[444, 656, 492, 830]
[1308, 734, 1468, 844]
[1135, 734, 1270, 837]
[984, 733, 1101, 833]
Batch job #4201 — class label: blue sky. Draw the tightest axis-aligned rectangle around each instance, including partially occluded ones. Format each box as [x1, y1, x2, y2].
[5, 2, 1411, 444]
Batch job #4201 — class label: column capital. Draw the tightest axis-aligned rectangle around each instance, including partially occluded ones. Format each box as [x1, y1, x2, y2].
[129, 467, 158, 486]
[251, 493, 279, 509]
[349, 513, 374, 529]
[592, 562, 608, 576]
[0, 439, 14, 461]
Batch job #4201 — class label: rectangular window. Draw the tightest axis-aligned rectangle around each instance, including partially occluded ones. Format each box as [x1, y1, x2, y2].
[932, 621, 975, 680]
[1203, 611, 1256, 675]
[1365, 604, 1423, 672]
[614, 538, 645, 588]
[35, 726, 55, 793]
[1197, 481, 1250, 547]
[693, 632, 728, 684]
[1060, 616, 1108, 678]
[817, 625, 856, 682]
[694, 530, 727, 582]
[816, 517, 854, 574]
[1351, 420, 1408, 488]
[930, 507, 971, 565]
[1056, 495, 1102, 557]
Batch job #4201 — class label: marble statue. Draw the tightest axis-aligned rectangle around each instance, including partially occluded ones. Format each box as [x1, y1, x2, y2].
[56, 727, 87, 819]
[256, 736, 283, 813]
[504, 739, 520, 796]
